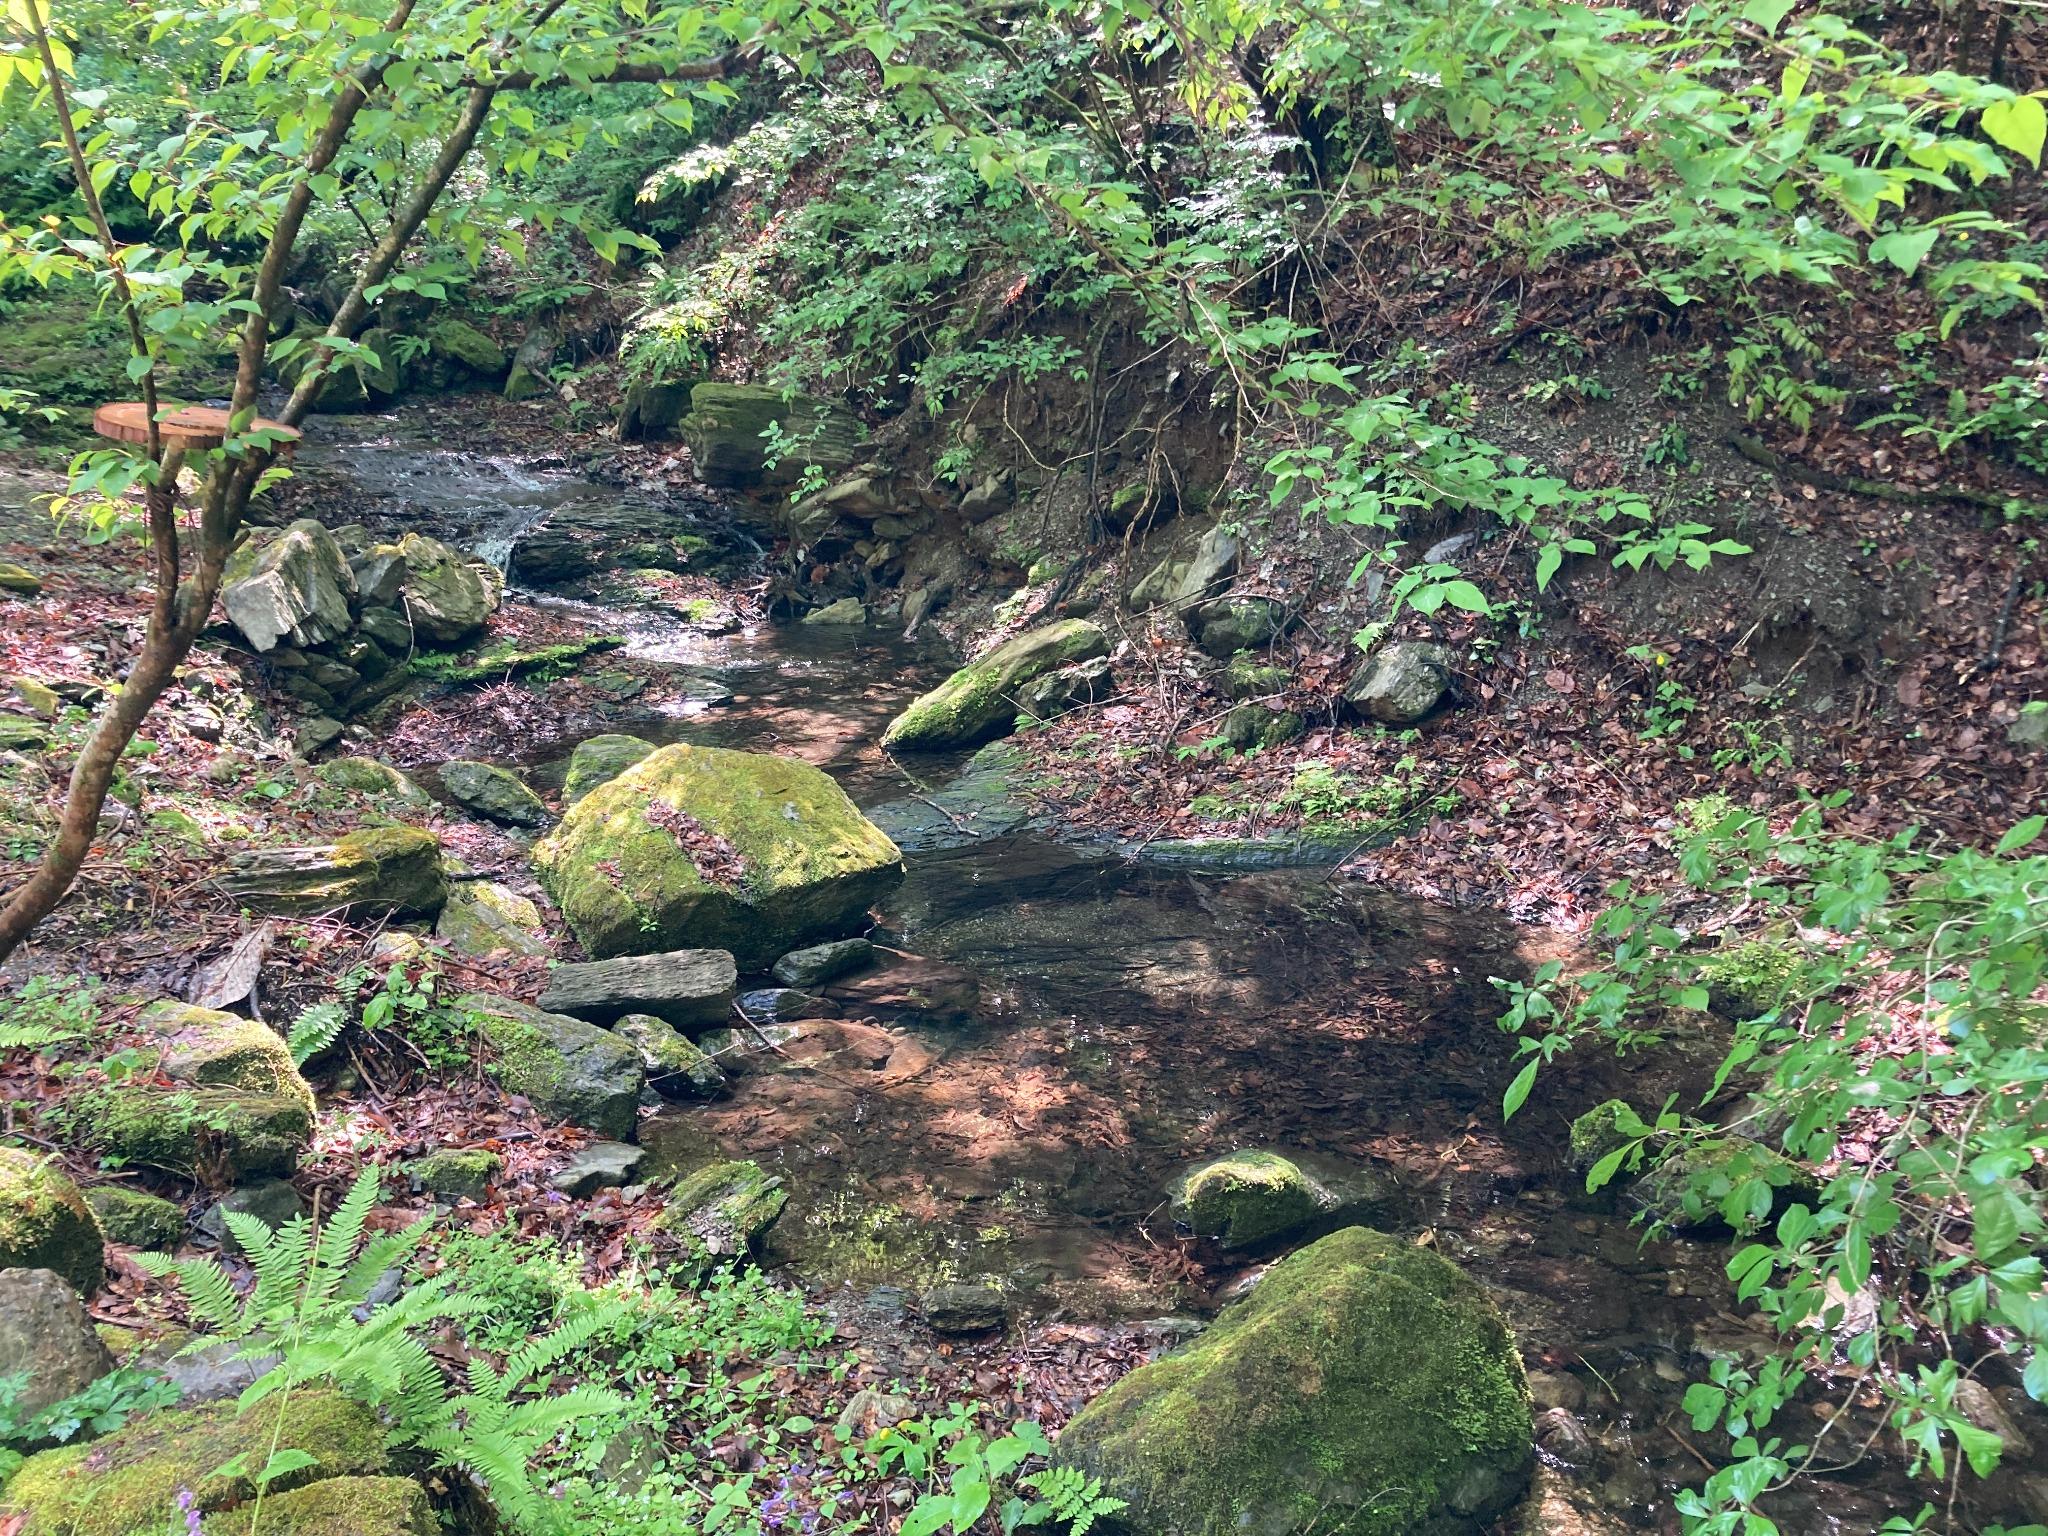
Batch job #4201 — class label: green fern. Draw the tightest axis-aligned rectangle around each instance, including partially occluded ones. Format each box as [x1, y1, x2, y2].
[1020, 1464, 1126, 1536]
[285, 1000, 349, 1067]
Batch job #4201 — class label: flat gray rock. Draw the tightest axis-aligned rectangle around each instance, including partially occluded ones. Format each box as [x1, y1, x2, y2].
[538, 948, 737, 1032]
[550, 1141, 646, 1197]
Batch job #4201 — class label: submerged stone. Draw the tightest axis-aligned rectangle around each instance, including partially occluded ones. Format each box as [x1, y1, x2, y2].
[883, 620, 1110, 751]
[0, 1146, 104, 1296]
[657, 1158, 786, 1259]
[533, 743, 903, 968]
[1169, 1149, 1398, 1251]
[1053, 1227, 1532, 1536]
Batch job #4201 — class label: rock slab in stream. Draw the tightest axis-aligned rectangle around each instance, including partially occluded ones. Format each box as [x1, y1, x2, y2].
[0, 1268, 113, 1416]
[1052, 1227, 1533, 1536]
[538, 949, 737, 1032]
[533, 744, 904, 969]
[657, 1159, 786, 1259]
[0, 1145, 104, 1297]
[770, 937, 874, 989]
[613, 1014, 728, 1099]
[217, 826, 448, 918]
[459, 993, 645, 1139]
[882, 620, 1110, 751]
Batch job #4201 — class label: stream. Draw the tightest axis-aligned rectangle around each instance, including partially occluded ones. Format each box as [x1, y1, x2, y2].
[287, 408, 1942, 1535]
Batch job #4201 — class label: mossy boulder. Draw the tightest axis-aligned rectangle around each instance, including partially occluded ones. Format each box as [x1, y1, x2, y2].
[1052, 1227, 1533, 1536]
[657, 1158, 786, 1259]
[457, 993, 645, 1139]
[564, 733, 656, 803]
[218, 826, 448, 918]
[1170, 1150, 1397, 1251]
[0, 561, 43, 596]
[389, 533, 498, 646]
[440, 759, 549, 828]
[1195, 597, 1292, 659]
[138, 1001, 315, 1117]
[533, 744, 904, 968]
[883, 620, 1111, 751]
[85, 1186, 186, 1250]
[201, 1476, 436, 1536]
[677, 382, 862, 491]
[7, 1390, 390, 1535]
[435, 880, 549, 957]
[407, 1147, 503, 1200]
[1567, 1100, 1637, 1175]
[317, 757, 432, 806]
[78, 1084, 312, 1180]
[0, 1147, 105, 1295]
[427, 317, 507, 378]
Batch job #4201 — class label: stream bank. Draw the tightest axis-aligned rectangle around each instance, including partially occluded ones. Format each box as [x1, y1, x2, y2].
[1, 400, 2041, 1534]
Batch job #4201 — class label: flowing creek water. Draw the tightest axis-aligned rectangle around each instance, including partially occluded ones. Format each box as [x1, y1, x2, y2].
[287, 409, 1950, 1534]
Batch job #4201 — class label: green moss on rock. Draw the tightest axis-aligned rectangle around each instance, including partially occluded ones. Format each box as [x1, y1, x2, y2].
[457, 994, 644, 1138]
[1171, 1151, 1324, 1251]
[139, 1000, 314, 1117]
[200, 1476, 436, 1536]
[563, 733, 657, 804]
[317, 758, 432, 806]
[658, 1158, 787, 1260]
[1567, 1100, 1637, 1174]
[532, 743, 903, 968]
[217, 825, 447, 918]
[882, 620, 1110, 751]
[8, 1390, 390, 1535]
[78, 1084, 312, 1180]
[0, 1145, 105, 1295]
[1052, 1227, 1532, 1536]
[407, 1147, 503, 1200]
[85, 1186, 186, 1250]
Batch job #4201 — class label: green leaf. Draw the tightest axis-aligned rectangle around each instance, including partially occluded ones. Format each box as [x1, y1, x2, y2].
[1741, 0, 1798, 33]
[1534, 545, 1562, 591]
[1586, 1143, 1630, 1193]
[1440, 579, 1492, 614]
[255, 1448, 318, 1486]
[1502, 1058, 1539, 1120]
[1996, 815, 2046, 854]
[1982, 95, 2047, 170]
[1868, 227, 1940, 277]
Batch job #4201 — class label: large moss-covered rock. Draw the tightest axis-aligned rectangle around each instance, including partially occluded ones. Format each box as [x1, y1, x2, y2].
[78, 1084, 313, 1180]
[657, 1158, 786, 1259]
[1052, 1228, 1532, 1536]
[564, 733, 656, 803]
[677, 382, 862, 491]
[427, 318, 507, 379]
[1696, 940, 1802, 1020]
[86, 1186, 186, 1250]
[138, 1001, 314, 1116]
[222, 520, 355, 654]
[458, 993, 644, 1139]
[7, 1390, 390, 1535]
[440, 759, 549, 827]
[201, 1476, 436, 1536]
[407, 1147, 502, 1201]
[883, 620, 1111, 751]
[533, 744, 904, 968]
[0, 1148, 104, 1296]
[218, 826, 448, 918]
[318, 757, 432, 807]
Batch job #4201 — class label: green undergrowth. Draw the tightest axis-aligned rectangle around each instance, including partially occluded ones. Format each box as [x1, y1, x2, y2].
[412, 635, 625, 686]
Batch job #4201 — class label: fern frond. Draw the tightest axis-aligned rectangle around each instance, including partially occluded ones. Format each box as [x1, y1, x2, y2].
[501, 1297, 628, 1389]
[286, 1001, 349, 1067]
[311, 1166, 381, 1289]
